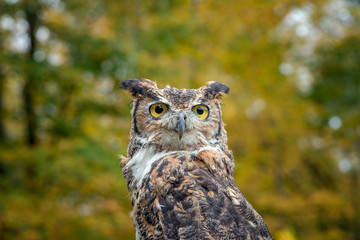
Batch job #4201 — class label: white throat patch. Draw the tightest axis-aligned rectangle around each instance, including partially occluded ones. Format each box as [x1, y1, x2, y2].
[125, 146, 176, 188]
[125, 145, 222, 188]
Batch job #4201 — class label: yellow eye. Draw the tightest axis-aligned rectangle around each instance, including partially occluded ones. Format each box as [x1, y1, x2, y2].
[150, 103, 168, 118]
[193, 105, 209, 120]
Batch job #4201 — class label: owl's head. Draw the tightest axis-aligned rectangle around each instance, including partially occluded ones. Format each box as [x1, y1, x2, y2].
[120, 78, 229, 155]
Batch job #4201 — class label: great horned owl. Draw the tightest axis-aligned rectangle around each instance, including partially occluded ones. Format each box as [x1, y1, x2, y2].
[119, 78, 272, 240]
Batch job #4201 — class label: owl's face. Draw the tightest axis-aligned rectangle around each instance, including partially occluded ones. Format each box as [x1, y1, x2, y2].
[120, 79, 229, 152]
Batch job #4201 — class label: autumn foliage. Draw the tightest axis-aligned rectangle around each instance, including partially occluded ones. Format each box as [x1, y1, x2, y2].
[1, 0, 359, 239]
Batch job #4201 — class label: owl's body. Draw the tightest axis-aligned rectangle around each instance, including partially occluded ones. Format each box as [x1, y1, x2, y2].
[120, 79, 272, 240]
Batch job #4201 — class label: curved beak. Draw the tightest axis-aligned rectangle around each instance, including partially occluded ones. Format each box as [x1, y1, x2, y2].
[176, 113, 186, 141]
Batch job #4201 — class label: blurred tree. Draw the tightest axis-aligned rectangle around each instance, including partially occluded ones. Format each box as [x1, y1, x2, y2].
[0, 39, 4, 142]
[0, 1, 8, 142]
[308, 34, 360, 239]
[23, 3, 40, 145]
[277, 1, 360, 239]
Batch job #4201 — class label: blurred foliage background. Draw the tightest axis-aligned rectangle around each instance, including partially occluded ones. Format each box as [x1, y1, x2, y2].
[1, 0, 360, 239]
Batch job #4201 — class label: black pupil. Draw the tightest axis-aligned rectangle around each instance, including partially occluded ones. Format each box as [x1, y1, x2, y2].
[155, 105, 164, 114]
[197, 107, 204, 115]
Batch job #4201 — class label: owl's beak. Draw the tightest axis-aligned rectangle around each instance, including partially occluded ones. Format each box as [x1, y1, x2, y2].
[176, 113, 186, 141]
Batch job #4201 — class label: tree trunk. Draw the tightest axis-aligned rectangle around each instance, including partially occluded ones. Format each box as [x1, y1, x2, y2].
[24, 4, 38, 146]
[0, 60, 4, 142]
[0, 22, 8, 142]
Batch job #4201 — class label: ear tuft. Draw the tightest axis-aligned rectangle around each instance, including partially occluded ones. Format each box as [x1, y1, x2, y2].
[119, 78, 158, 98]
[200, 81, 230, 99]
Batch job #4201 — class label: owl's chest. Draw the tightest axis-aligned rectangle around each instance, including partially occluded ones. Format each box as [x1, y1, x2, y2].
[123, 147, 181, 191]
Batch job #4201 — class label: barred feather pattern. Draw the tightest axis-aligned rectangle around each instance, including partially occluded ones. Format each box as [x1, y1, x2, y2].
[121, 148, 271, 240]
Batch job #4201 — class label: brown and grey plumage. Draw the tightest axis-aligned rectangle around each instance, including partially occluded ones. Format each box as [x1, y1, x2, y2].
[119, 78, 272, 240]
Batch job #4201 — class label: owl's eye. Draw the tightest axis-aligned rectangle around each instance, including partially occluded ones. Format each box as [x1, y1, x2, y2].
[193, 105, 209, 120]
[150, 103, 168, 118]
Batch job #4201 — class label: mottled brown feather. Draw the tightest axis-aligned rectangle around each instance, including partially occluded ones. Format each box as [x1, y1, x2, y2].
[123, 150, 271, 240]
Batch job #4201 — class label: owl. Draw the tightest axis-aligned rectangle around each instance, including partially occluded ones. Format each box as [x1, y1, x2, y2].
[119, 78, 272, 240]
